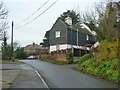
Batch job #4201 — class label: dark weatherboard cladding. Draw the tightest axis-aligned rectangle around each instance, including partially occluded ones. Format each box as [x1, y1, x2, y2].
[50, 18, 95, 46]
[50, 19, 67, 46]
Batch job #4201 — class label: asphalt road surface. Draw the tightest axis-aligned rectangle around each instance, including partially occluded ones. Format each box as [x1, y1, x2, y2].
[10, 64, 47, 88]
[20, 60, 119, 88]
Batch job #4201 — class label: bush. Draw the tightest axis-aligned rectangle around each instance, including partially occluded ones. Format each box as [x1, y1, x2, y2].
[73, 40, 119, 83]
[81, 58, 96, 72]
[105, 69, 114, 76]
[111, 71, 119, 81]
[14, 47, 28, 59]
[97, 40, 119, 61]
[74, 57, 119, 83]
[78, 54, 91, 65]
[66, 53, 73, 64]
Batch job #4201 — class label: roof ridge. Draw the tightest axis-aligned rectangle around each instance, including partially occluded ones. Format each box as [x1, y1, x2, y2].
[58, 18, 68, 26]
[72, 25, 92, 35]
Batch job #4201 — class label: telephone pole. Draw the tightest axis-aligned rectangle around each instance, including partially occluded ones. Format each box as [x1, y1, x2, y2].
[11, 21, 14, 60]
[3, 31, 6, 60]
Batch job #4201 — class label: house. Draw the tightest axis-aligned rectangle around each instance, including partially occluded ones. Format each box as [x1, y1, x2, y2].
[24, 43, 48, 55]
[49, 15, 95, 56]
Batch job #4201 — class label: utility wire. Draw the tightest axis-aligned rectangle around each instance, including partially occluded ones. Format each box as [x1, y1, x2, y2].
[15, 0, 58, 29]
[25, 0, 58, 25]
[15, 0, 50, 26]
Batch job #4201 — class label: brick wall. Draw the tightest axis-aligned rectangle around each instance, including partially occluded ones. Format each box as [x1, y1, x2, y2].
[41, 54, 68, 62]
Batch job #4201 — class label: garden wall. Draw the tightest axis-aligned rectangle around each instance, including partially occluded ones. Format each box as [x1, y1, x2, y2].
[41, 54, 68, 62]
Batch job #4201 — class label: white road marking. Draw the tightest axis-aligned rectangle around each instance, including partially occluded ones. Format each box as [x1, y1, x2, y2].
[35, 70, 50, 89]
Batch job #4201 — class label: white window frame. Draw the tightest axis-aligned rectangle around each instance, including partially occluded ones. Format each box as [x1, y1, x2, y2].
[55, 31, 60, 38]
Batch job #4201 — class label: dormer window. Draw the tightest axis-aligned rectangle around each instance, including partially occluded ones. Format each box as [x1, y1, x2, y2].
[86, 35, 89, 40]
[55, 31, 60, 38]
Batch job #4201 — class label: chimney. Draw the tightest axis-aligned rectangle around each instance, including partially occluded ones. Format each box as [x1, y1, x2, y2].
[65, 14, 72, 26]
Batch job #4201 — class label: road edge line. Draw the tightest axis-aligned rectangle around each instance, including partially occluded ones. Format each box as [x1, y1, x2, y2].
[35, 70, 50, 89]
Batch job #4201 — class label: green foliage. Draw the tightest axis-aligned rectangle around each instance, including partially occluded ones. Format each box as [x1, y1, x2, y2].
[1, 38, 20, 60]
[105, 69, 114, 76]
[78, 54, 91, 65]
[1, 37, 11, 60]
[40, 30, 50, 47]
[0, 60, 24, 63]
[73, 61, 79, 64]
[73, 2, 119, 83]
[2, 45, 12, 60]
[66, 53, 73, 64]
[59, 10, 80, 25]
[111, 71, 119, 81]
[86, 66, 95, 73]
[14, 47, 28, 59]
[39, 52, 48, 58]
[97, 2, 118, 41]
[74, 49, 119, 83]
[96, 40, 119, 62]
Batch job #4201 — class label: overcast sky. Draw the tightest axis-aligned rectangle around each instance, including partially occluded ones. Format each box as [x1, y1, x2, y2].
[1, 0, 103, 47]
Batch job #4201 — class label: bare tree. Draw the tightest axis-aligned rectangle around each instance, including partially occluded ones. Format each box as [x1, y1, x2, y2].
[78, 1, 119, 41]
[96, 1, 119, 41]
[79, 2, 107, 25]
[0, 1, 8, 41]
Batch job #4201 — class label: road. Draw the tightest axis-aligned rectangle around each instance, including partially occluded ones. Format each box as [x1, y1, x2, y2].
[11, 64, 47, 88]
[20, 60, 118, 88]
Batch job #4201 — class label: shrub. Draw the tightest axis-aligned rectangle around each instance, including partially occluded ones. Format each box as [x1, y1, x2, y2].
[94, 67, 101, 75]
[111, 71, 119, 81]
[105, 69, 114, 76]
[66, 53, 73, 64]
[102, 59, 119, 70]
[97, 40, 119, 62]
[86, 66, 95, 73]
[80, 58, 95, 69]
[73, 40, 119, 83]
[78, 54, 91, 65]
[14, 47, 28, 59]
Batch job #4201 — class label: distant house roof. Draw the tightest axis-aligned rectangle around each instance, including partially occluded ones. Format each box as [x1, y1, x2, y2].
[24, 43, 45, 50]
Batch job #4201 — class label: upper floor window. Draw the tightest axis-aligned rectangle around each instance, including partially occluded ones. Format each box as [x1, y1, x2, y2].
[55, 31, 60, 38]
[86, 35, 89, 40]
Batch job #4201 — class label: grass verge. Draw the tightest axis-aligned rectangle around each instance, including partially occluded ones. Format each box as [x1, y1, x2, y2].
[73, 54, 119, 84]
[0, 60, 24, 64]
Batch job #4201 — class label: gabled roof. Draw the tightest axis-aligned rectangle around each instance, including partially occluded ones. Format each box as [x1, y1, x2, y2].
[57, 18, 93, 35]
[24, 43, 45, 50]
